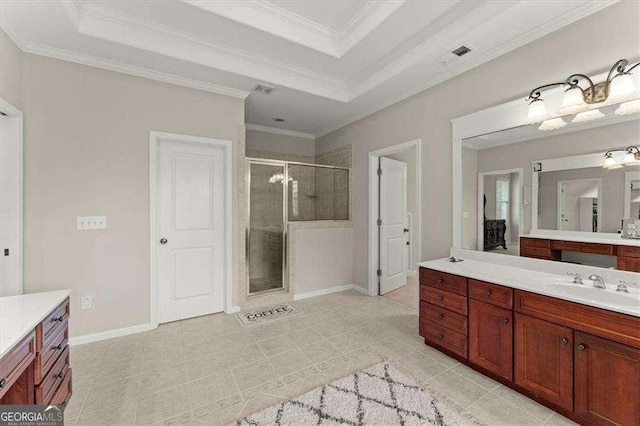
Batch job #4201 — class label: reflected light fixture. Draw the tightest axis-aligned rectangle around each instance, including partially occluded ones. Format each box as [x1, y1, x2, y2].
[526, 59, 639, 126]
[572, 109, 605, 123]
[603, 146, 640, 169]
[538, 117, 567, 131]
[615, 99, 640, 115]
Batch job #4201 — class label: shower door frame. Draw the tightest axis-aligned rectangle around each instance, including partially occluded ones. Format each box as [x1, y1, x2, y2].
[245, 158, 351, 297]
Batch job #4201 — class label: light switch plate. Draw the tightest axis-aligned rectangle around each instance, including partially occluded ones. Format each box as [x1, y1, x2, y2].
[80, 296, 93, 310]
[77, 216, 107, 230]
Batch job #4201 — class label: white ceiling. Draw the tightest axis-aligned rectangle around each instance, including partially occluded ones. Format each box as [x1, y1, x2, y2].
[0, 0, 618, 137]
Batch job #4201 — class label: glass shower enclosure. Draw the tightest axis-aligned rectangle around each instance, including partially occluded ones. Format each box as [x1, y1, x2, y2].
[246, 159, 350, 296]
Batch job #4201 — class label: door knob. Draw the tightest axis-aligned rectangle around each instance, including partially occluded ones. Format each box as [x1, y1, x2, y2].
[160, 238, 168, 245]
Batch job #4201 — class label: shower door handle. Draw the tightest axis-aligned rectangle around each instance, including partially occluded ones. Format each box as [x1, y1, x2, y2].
[160, 238, 168, 245]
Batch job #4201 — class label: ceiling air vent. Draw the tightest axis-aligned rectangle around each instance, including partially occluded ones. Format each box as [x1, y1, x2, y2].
[253, 84, 275, 94]
[452, 45, 471, 57]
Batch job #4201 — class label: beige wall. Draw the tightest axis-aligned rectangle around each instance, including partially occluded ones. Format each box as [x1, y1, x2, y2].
[22, 54, 244, 338]
[246, 129, 314, 157]
[315, 2, 640, 289]
[0, 29, 23, 110]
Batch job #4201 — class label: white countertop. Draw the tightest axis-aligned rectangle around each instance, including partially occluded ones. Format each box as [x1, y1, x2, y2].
[522, 232, 640, 247]
[418, 258, 640, 318]
[0, 290, 72, 358]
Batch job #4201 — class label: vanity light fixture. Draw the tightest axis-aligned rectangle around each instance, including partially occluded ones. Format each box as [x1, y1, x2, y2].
[527, 59, 639, 124]
[572, 108, 605, 123]
[615, 99, 640, 115]
[538, 117, 567, 131]
[603, 146, 640, 170]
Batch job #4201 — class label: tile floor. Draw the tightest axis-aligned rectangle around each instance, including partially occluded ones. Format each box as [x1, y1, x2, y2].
[67, 290, 576, 426]
[383, 272, 419, 310]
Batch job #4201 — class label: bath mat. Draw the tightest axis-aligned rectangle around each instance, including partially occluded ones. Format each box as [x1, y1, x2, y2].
[233, 362, 483, 425]
[235, 302, 302, 327]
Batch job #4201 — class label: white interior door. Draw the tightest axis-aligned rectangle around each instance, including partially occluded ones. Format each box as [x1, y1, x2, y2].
[379, 157, 407, 295]
[157, 140, 226, 323]
[0, 114, 21, 297]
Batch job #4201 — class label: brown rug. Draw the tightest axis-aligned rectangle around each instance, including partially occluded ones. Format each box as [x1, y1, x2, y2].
[232, 362, 483, 425]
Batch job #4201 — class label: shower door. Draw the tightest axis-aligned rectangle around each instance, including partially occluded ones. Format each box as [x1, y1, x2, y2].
[247, 161, 286, 295]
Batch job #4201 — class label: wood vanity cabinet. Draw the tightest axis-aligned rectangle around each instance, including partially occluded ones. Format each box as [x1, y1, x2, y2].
[574, 332, 640, 426]
[520, 236, 640, 272]
[514, 313, 574, 411]
[419, 267, 640, 426]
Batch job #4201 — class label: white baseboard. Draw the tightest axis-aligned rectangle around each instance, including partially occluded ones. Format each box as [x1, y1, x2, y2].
[350, 284, 370, 295]
[69, 323, 151, 346]
[225, 305, 241, 314]
[294, 284, 358, 301]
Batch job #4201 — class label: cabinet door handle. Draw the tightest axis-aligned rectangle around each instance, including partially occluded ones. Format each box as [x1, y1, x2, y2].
[437, 313, 444, 320]
[55, 371, 64, 379]
[560, 337, 569, 345]
[437, 333, 444, 340]
[52, 343, 63, 350]
[437, 278, 444, 284]
[485, 290, 492, 297]
[577, 343, 586, 351]
[0, 378, 6, 388]
[437, 295, 444, 301]
[501, 318, 509, 324]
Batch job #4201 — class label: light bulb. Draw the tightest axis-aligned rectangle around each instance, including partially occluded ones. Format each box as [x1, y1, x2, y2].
[572, 109, 604, 123]
[608, 73, 637, 104]
[538, 117, 567, 131]
[557, 87, 588, 115]
[527, 99, 549, 123]
[603, 153, 617, 169]
[623, 150, 640, 166]
[615, 99, 640, 115]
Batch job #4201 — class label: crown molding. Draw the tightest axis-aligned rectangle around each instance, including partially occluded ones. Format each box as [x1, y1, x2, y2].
[317, 0, 619, 138]
[245, 123, 315, 140]
[23, 42, 251, 99]
[337, 1, 405, 56]
[79, 5, 348, 102]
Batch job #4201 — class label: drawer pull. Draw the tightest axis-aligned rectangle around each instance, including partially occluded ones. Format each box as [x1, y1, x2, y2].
[55, 370, 64, 379]
[437, 333, 444, 340]
[577, 343, 586, 351]
[437, 278, 444, 284]
[52, 343, 63, 351]
[485, 290, 492, 297]
[437, 295, 444, 301]
[437, 313, 444, 320]
[501, 318, 509, 324]
[560, 337, 569, 345]
[0, 378, 6, 388]
[52, 316, 64, 322]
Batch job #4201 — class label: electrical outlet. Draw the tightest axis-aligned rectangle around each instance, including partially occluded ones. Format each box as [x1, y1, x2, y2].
[77, 216, 107, 230]
[81, 296, 93, 310]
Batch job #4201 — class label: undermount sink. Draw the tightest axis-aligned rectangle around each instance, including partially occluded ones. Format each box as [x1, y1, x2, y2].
[540, 282, 640, 307]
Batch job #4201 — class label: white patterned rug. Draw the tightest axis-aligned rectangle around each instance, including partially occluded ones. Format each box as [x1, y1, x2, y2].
[235, 302, 302, 327]
[232, 363, 483, 425]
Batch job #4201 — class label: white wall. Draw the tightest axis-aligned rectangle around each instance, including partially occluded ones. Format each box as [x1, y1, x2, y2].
[316, 2, 640, 289]
[0, 29, 23, 110]
[246, 129, 314, 157]
[294, 227, 353, 296]
[22, 54, 244, 338]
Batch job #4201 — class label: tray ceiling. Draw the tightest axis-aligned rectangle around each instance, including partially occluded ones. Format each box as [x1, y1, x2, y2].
[0, 0, 617, 136]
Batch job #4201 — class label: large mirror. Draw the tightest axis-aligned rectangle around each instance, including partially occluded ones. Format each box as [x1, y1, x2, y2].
[461, 113, 639, 262]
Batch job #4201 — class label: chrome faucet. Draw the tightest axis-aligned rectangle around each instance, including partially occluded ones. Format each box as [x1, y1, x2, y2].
[566, 272, 583, 285]
[588, 274, 607, 289]
[617, 281, 634, 293]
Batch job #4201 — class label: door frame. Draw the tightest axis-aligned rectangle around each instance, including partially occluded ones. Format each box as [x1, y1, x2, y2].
[0, 97, 24, 296]
[556, 178, 602, 232]
[368, 138, 422, 297]
[623, 170, 640, 218]
[477, 168, 524, 251]
[149, 131, 233, 329]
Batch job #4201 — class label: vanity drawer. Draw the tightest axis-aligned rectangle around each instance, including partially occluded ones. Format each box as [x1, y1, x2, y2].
[618, 245, 640, 258]
[50, 369, 72, 407]
[469, 280, 513, 309]
[35, 321, 69, 384]
[421, 320, 467, 358]
[515, 290, 640, 349]
[520, 246, 557, 259]
[0, 331, 36, 400]
[618, 256, 640, 272]
[420, 286, 468, 316]
[420, 302, 468, 335]
[550, 240, 614, 256]
[37, 298, 70, 352]
[419, 268, 467, 296]
[520, 237, 550, 248]
[35, 346, 69, 405]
